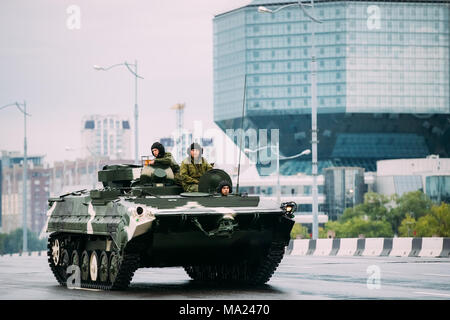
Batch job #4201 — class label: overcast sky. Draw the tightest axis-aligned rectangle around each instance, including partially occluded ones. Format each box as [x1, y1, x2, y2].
[0, 0, 252, 165]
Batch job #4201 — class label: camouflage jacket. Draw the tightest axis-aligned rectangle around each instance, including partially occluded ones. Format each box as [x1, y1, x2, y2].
[180, 156, 213, 186]
[153, 152, 180, 173]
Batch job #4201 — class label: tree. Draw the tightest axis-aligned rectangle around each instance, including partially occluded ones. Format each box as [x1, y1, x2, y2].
[398, 214, 417, 237]
[415, 203, 450, 237]
[324, 217, 393, 238]
[390, 191, 433, 235]
[290, 223, 309, 239]
[1, 229, 47, 254]
[359, 192, 391, 221]
[0, 233, 6, 255]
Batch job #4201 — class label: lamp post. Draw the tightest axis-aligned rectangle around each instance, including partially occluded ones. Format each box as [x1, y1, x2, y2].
[258, 1, 322, 239]
[1, 101, 30, 253]
[245, 145, 311, 204]
[94, 61, 143, 165]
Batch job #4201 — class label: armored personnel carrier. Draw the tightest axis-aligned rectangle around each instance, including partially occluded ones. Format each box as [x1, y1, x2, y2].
[45, 161, 296, 290]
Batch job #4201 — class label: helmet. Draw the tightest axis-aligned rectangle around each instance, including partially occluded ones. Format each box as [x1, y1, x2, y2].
[151, 142, 165, 158]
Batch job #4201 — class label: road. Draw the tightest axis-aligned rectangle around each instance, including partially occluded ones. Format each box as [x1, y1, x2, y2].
[0, 254, 449, 300]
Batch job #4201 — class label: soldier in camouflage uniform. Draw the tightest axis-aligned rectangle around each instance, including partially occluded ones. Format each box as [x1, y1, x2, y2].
[149, 142, 181, 185]
[180, 142, 213, 192]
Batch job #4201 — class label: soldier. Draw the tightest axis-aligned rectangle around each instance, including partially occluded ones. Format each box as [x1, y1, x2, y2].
[147, 142, 181, 184]
[217, 180, 232, 196]
[180, 142, 213, 192]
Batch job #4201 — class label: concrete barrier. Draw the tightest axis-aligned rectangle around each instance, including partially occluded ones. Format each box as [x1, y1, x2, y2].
[288, 237, 450, 258]
[286, 240, 294, 255]
[362, 238, 385, 256]
[289, 239, 310, 256]
[380, 238, 393, 256]
[440, 238, 450, 258]
[354, 239, 366, 256]
[330, 239, 340, 256]
[390, 237, 413, 257]
[419, 238, 444, 257]
[409, 238, 422, 257]
[306, 239, 316, 255]
[336, 238, 358, 256]
[313, 239, 334, 256]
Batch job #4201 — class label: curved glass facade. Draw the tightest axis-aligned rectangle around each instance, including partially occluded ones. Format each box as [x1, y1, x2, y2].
[214, 0, 450, 173]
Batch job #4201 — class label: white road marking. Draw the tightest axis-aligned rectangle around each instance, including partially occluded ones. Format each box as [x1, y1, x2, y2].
[414, 291, 450, 298]
[423, 273, 450, 277]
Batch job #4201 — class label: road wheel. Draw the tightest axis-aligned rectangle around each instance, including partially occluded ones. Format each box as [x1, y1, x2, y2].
[71, 250, 80, 268]
[109, 252, 120, 284]
[51, 239, 60, 266]
[90, 251, 99, 282]
[99, 251, 109, 283]
[80, 250, 89, 281]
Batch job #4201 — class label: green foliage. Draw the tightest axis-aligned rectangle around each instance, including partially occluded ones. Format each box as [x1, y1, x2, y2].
[359, 192, 391, 221]
[395, 191, 433, 220]
[415, 203, 450, 237]
[290, 223, 309, 239]
[0, 228, 47, 255]
[390, 191, 433, 235]
[398, 214, 417, 237]
[324, 217, 393, 238]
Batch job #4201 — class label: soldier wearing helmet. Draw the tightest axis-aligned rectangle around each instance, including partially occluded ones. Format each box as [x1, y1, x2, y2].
[145, 142, 181, 185]
[180, 142, 213, 192]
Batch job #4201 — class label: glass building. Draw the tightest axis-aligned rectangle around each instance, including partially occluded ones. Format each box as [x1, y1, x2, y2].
[426, 175, 450, 204]
[213, 0, 450, 174]
[324, 166, 365, 220]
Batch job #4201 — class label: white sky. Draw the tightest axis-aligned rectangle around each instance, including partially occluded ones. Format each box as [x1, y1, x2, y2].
[0, 0, 252, 165]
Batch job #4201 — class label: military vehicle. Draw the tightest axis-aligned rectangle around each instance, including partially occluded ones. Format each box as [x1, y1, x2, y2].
[45, 161, 296, 290]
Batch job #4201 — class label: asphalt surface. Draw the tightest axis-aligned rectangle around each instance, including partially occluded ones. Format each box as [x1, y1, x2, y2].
[0, 254, 449, 300]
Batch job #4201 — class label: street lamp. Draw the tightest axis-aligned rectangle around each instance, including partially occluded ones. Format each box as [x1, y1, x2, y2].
[1, 101, 30, 253]
[245, 145, 311, 204]
[94, 61, 144, 165]
[258, 0, 322, 239]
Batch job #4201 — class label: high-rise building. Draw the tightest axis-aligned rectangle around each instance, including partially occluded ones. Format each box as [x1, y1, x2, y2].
[213, 0, 450, 175]
[0, 151, 49, 234]
[81, 115, 132, 160]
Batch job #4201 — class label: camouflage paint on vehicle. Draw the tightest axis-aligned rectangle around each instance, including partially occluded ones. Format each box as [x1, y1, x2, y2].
[45, 164, 296, 290]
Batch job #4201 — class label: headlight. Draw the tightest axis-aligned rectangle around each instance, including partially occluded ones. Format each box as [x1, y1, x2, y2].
[280, 201, 297, 217]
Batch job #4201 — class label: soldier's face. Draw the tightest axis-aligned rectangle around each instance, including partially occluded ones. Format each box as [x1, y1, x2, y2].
[221, 186, 230, 196]
[190, 149, 200, 159]
[152, 148, 159, 157]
